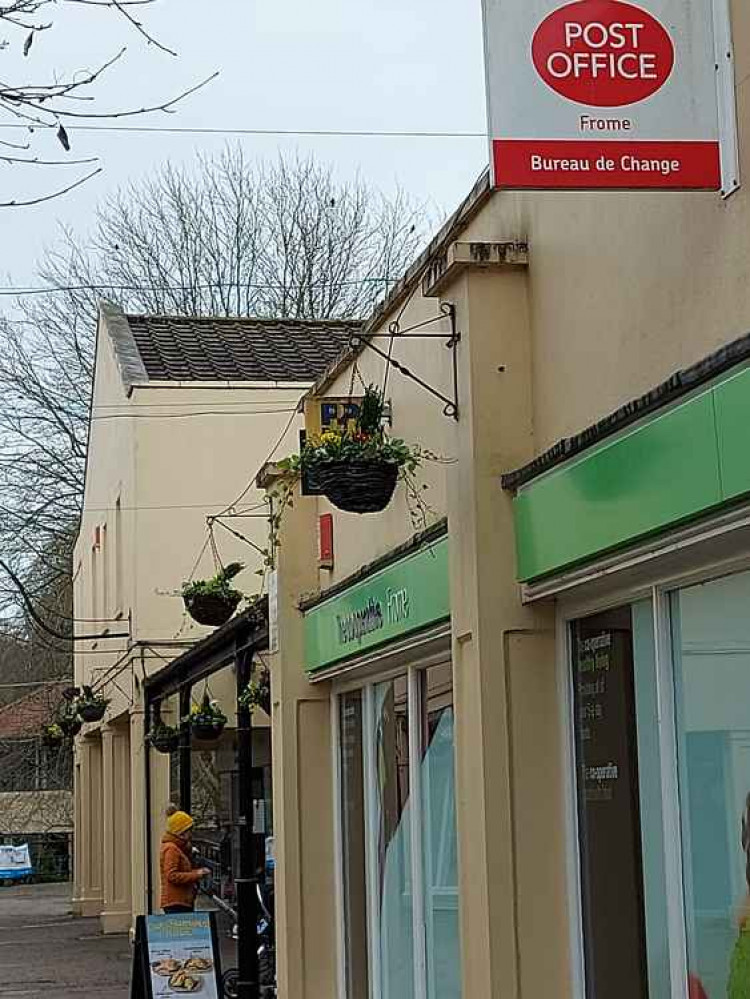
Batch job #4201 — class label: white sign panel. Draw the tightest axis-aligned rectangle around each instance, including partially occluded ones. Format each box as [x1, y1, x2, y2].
[0, 844, 32, 879]
[482, 0, 724, 190]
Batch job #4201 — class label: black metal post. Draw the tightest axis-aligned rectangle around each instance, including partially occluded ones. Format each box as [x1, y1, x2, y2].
[235, 641, 259, 999]
[144, 696, 154, 914]
[179, 686, 192, 813]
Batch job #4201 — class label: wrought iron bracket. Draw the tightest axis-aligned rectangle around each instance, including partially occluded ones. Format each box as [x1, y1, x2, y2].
[349, 302, 460, 420]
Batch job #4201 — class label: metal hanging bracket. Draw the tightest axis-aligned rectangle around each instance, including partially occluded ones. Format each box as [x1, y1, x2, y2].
[349, 302, 460, 420]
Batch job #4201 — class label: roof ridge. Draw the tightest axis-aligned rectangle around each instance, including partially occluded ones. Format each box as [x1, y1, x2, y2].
[124, 313, 363, 326]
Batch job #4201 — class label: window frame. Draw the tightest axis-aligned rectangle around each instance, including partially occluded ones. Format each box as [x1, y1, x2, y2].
[332, 644, 455, 999]
[556, 542, 750, 999]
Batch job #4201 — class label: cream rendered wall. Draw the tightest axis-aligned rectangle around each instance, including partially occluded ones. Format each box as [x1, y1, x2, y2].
[74, 314, 310, 931]
[128, 381, 304, 647]
[74, 315, 135, 705]
[312, 292, 453, 587]
[76, 372, 306, 673]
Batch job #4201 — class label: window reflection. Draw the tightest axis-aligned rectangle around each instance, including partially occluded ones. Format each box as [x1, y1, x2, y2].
[375, 676, 414, 999]
[672, 571, 750, 999]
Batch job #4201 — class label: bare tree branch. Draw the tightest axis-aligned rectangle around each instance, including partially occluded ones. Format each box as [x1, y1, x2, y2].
[0, 166, 102, 207]
[0, 0, 216, 204]
[0, 148, 428, 652]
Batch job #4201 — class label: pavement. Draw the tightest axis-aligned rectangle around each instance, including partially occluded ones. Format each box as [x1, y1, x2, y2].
[0, 883, 131, 998]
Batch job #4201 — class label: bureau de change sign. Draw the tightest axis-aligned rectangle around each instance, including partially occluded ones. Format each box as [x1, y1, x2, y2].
[482, 0, 722, 190]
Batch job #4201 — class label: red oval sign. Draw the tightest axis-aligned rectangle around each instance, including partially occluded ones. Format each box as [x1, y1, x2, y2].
[532, 0, 675, 108]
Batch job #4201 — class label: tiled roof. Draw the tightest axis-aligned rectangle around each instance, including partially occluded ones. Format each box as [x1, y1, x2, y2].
[0, 686, 59, 740]
[122, 314, 361, 383]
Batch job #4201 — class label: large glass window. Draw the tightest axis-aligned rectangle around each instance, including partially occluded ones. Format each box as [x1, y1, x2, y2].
[671, 570, 750, 999]
[571, 602, 668, 999]
[338, 662, 461, 999]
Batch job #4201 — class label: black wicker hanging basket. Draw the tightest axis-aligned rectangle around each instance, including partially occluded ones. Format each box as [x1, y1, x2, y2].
[42, 730, 64, 750]
[149, 728, 180, 754]
[78, 701, 107, 724]
[192, 718, 226, 742]
[314, 460, 399, 514]
[58, 715, 83, 738]
[183, 591, 242, 627]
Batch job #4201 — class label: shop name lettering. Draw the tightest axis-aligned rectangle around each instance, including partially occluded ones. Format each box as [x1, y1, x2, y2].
[336, 588, 411, 645]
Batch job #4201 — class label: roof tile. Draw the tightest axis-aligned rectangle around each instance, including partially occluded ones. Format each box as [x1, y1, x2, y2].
[124, 315, 360, 383]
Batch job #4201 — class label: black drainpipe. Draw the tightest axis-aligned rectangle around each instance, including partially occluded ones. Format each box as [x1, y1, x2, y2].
[235, 637, 259, 999]
[179, 686, 192, 812]
[144, 687, 153, 915]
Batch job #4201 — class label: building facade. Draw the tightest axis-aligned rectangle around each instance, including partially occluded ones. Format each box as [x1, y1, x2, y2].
[72, 304, 356, 933]
[263, 7, 750, 992]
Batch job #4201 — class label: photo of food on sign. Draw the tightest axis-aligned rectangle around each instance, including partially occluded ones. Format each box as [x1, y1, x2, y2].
[145, 915, 219, 999]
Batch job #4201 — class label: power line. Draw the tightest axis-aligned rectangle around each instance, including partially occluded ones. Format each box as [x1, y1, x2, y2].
[0, 277, 395, 297]
[0, 679, 70, 689]
[73, 502, 269, 514]
[92, 398, 305, 410]
[0, 556, 128, 642]
[217, 409, 298, 516]
[90, 406, 299, 422]
[0, 123, 486, 140]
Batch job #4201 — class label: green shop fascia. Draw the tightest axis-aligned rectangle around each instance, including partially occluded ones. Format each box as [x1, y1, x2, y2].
[303, 527, 450, 675]
[505, 346, 750, 583]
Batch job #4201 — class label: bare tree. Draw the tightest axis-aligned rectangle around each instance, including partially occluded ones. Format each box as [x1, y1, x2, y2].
[0, 0, 216, 206]
[93, 148, 424, 318]
[0, 148, 427, 624]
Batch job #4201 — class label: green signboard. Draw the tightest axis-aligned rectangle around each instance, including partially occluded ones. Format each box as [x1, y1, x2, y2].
[304, 536, 450, 673]
[513, 364, 750, 582]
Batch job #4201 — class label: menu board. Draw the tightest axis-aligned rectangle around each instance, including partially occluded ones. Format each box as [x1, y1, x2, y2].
[131, 913, 222, 999]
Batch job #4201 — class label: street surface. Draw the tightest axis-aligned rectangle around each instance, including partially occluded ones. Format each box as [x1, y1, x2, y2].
[0, 884, 130, 998]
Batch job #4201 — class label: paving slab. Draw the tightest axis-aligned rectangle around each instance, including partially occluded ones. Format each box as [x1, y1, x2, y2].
[0, 883, 130, 998]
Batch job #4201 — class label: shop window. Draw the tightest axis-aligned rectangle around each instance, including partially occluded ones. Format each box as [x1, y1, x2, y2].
[338, 663, 460, 999]
[115, 496, 124, 615]
[671, 570, 750, 998]
[571, 603, 669, 999]
[101, 523, 109, 620]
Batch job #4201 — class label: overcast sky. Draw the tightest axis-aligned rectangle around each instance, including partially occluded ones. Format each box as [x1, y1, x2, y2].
[0, 0, 489, 292]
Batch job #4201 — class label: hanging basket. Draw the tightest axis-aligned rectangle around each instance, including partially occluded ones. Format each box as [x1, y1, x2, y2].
[58, 715, 83, 738]
[183, 591, 242, 627]
[314, 460, 399, 514]
[78, 701, 108, 724]
[149, 726, 180, 755]
[192, 718, 226, 742]
[41, 726, 64, 749]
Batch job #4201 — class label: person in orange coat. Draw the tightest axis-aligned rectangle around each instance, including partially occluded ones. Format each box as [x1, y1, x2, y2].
[159, 808, 209, 914]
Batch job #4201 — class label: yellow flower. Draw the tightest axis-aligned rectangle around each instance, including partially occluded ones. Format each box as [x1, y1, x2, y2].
[320, 430, 342, 445]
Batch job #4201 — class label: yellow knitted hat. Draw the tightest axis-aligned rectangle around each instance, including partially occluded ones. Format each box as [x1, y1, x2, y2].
[166, 810, 194, 836]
